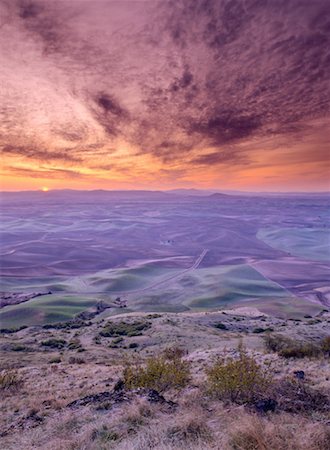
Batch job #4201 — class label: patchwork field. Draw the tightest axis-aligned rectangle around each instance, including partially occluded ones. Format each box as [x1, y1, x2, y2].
[0, 191, 329, 327]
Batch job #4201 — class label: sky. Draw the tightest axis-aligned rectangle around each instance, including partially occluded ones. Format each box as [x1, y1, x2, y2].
[0, 0, 329, 192]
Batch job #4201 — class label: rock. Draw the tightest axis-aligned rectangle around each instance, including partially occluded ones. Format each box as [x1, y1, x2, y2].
[67, 386, 177, 410]
[67, 390, 126, 408]
[254, 398, 277, 413]
[113, 379, 125, 392]
[293, 370, 305, 380]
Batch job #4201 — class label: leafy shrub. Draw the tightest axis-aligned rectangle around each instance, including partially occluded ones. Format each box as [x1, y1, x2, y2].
[100, 321, 151, 337]
[123, 355, 190, 392]
[41, 338, 67, 349]
[0, 369, 22, 390]
[206, 349, 271, 404]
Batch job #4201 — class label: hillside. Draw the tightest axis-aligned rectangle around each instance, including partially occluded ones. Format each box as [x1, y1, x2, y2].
[1, 307, 329, 450]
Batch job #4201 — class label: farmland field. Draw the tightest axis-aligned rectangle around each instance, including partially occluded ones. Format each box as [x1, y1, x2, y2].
[0, 191, 329, 326]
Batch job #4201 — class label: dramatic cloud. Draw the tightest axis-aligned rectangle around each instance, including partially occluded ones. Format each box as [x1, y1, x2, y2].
[0, 0, 329, 190]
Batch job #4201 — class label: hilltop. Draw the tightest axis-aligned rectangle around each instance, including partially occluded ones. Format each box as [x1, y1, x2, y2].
[0, 307, 329, 450]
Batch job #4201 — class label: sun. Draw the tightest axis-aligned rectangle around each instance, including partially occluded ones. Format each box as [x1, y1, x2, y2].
[41, 186, 49, 192]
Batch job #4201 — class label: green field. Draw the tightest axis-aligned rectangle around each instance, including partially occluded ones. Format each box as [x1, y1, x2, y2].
[0, 294, 99, 328]
[0, 263, 323, 328]
[257, 227, 330, 261]
[127, 265, 292, 311]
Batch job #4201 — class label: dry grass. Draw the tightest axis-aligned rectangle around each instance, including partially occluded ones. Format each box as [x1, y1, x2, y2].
[0, 369, 22, 391]
[228, 413, 330, 450]
[1, 311, 330, 449]
[264, 334, 330, 359]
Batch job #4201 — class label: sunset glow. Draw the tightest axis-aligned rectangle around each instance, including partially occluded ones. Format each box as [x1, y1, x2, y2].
[0, 0, 329, 192]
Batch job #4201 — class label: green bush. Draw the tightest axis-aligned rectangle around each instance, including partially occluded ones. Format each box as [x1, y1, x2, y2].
[123, 355, 190, 392]
[10, 343, 30, 352]
[206, 349, 271, 404]
[100, 321, 151, 337]
[41, 338, 67, 349]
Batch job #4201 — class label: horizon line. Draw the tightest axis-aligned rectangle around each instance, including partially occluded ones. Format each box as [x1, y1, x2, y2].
[1, 188, 329, 195]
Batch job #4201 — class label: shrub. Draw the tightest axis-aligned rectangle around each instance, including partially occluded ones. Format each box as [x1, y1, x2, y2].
[264, 334, 330, 358]
[253, 327, 273, 334]
[253, 328, 266, 334]
[41, 338, 67, 349]
[100, 321, 151, 337]
[123, 355, 190, 392]
[321, 336, 330, 356]
[206, 349, 271, 404]
[128, 342, 139, 349]
[10, 343, 30, 352]
[0, 369, 22, 391]
[280, 344, 319, 358]
[162, 345, 187, 360]
[0, 325, 27, 334]
[49, 356, 61, 364]
[67, 339, 82, 350]
[68, 356, 85, 364]
[214, 322, 228, 330]
[264, 334, 288, 353]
